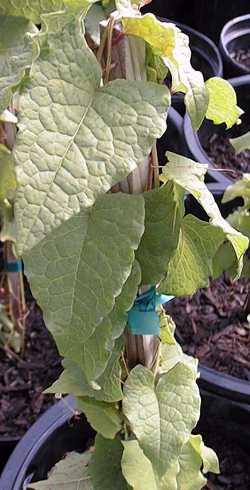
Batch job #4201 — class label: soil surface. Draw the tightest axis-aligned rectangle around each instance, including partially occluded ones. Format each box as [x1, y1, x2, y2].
[205, 133, 250, 180]
[200, 402, 250, 490]
[0, 287, 62, 438]
[232, 47, 250, 71]
[166, 275, 250, 380]
[204, 440, 250, 489]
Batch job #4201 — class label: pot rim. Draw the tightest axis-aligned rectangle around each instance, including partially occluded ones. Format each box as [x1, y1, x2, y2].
[199, 364, 250, 404]
[220, 14, 250, 74]
[183, 74, 250, 187]
[159, 17, 223, 78]
[0, 396, 76, 489]
[1, 378, 249, 489]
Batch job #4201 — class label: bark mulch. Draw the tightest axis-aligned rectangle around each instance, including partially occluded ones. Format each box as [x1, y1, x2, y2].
[205, 133, 250, 180]
[232, 48, 250, 71]
[0, 295, 62, 438]
[166, 275, 250, 380]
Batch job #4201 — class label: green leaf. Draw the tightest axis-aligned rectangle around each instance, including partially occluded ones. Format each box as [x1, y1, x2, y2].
[227, 208, 250, 240]
[14, 20, 169, 254]
[205, 77, 243, 129]
[122, 14, 208, 130]
[146, 45, 168, 84]
[222, 173, 250, 206]
[0, 15, 37, 113]
[90, 434, 127, 490]
[123, 363, 200, 478]
[176, 435, 219, 490]
[80, 260, 140, 383]
[23, 193, 144, 370]
[46, 340, 123, 402]
[121, 433, 219, 490]
[230, 131, 250, 153]
[0, 1, 64, 23]
[160, 463, 179, 490]
[163, 152, 249, 264]
[176, 437, 206, 490]
[76, 397, 122, 439]
[242, 254, 250, 278]
[160, 311, 176, 345]
[121, 440, 158, 490]
[212, 240, 237, 279]
[160, 314, 198, 374]
[121, 434, 218, 490]
[29, 451, 93, 489]
[160, 214, 224, 295]
[136, 182, 183, 284]
[160, 342, 184, 375]
[196, 436, 219, 474]
[0, 145, 17, 202]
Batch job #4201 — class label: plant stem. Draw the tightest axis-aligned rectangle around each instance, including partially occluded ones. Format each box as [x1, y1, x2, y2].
[151, 142, 160, 188]
[1, 105, 27, 353]
[108, 29, 160, 372]
[97, 26, 108, 64]
[104, 15, 116, 83]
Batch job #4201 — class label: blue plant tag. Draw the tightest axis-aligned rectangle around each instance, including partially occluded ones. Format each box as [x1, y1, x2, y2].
[128, 286, 174, 336]
[4, 260, 23, 273]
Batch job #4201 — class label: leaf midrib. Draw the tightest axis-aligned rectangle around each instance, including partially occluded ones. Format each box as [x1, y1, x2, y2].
[20, 88, 94, 252]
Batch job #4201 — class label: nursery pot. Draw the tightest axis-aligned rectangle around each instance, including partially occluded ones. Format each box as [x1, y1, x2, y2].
[182, 190, 250, 406]
[156, 17, 223, 116]
[167, 21, 223, 115]
[143, 0, 250, 43]
[157, 107, 187, 164]
[220, 14, 250, 78]
[0, 436, 19, 474]
[0, 396, 94, 489]
[1, 392, 250, 489]
[183, 75, 250, 190]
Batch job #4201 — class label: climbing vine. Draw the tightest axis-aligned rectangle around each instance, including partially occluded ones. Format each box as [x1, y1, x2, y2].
[0, 1, 248, 488]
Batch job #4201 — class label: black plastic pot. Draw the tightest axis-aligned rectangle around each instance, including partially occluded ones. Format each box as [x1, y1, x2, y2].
[1, 391, 250, 489]
[184, 189, 250, 406]
[199, 365, 250, 405]
[155, 17, 223, 116]
[0, 437, 19, 474]
[220, 15, 250, 78]
[157, 107, 187, 164]
[0, 396, 94, 489]
[183, 75, 250, 190]
[143, 0, 250, 43]
[169, 21, 223, 115]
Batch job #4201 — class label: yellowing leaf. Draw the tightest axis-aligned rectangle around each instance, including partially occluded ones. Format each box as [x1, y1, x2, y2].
[122, 14, 208, 129]
[163, 152, 249, 264]
[205, 77, 243, 129]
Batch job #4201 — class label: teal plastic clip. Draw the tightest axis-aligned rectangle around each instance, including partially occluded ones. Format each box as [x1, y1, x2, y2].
[128, 286, 174, 336]
[4, 260, 23, 273]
